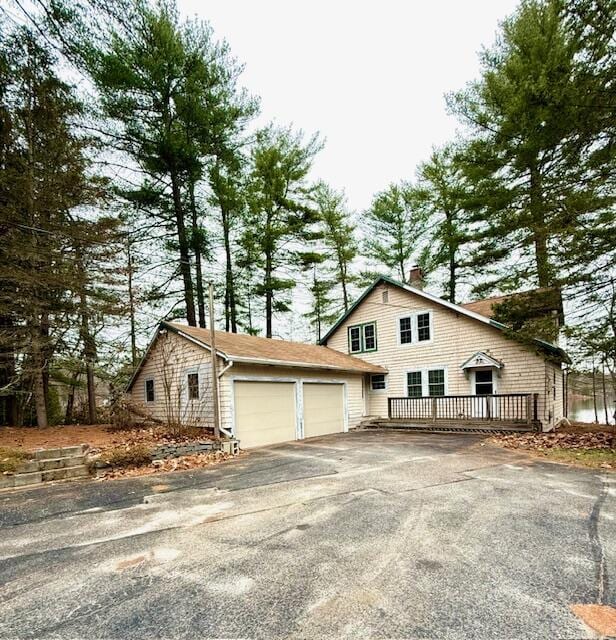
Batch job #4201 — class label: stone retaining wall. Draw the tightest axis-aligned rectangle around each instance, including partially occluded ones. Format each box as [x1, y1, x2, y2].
[152, 441, 221, 460]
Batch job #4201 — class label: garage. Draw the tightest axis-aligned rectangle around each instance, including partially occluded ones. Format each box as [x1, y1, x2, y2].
[233, 381, 297, 449]
[303, 383, 345, 438]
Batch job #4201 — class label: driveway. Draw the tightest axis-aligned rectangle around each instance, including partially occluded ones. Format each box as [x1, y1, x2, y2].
[0, 430, 614, 639]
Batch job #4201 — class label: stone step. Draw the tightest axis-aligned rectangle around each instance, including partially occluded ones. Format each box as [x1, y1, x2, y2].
[15, 455, 85, 473]
[33, 445, 86, 460]
[12, 471, 43, 487]
[41, 465, 89, 482]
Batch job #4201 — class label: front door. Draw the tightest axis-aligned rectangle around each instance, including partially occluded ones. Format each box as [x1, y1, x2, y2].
[471, 369, 498, 418]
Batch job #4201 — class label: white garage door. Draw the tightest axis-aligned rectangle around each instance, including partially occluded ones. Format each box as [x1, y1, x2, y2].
[303, 383, 345, 439]
[234, 381, 297, 448]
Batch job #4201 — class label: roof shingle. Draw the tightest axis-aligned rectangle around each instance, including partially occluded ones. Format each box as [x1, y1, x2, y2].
[166, 322, 386, 374]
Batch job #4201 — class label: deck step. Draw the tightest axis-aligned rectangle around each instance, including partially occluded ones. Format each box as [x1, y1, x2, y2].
[363, 421, 534, 434]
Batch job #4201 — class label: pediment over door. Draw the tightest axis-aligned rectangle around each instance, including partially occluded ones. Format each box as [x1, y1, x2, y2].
[460, 351, 503, 374]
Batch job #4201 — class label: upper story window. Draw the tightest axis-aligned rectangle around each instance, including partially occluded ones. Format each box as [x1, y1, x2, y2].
[145, 378, 155, 403]
[399, 317, 413, 344]
[399, 311, 432, 345]
[349, 326, 362, 353]
[348, 321, 377, 354]
[417, 313, 431, 341]
[187, 372, 200, 400]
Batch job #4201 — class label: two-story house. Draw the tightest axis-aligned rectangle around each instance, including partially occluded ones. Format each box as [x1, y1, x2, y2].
[127, 275, 569, 448]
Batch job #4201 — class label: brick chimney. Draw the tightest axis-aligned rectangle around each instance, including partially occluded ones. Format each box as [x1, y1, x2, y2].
[408, 265, 424, 289]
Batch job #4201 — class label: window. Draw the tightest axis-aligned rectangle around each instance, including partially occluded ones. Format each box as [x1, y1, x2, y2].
[399, 312, 432, 345]
[428, 369, 445, 396]
[187, 372, 199, 400]
[475, 370, 493, 395]
[399, 317, 413, 344]
[370, 374, 386, 391]
[363, 323, 376, 351]
[407, 371, 423, 397]
[349, 326, 362, 353]
[382, 289, 389, 303]
[145, 379, 155, 403]
[348, 322, 377, 353]
[417, 313, 431, 342]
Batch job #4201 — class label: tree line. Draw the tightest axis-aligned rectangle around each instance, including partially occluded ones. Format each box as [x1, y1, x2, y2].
[0, 0, 614, 427]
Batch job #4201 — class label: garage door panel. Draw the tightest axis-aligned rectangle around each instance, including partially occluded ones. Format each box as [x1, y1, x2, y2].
[234, 381, 296, 449]
[303, 383, 344, 438]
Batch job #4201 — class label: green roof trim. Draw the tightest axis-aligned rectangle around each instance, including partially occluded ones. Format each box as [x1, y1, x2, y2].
[319, 274, 570, 363]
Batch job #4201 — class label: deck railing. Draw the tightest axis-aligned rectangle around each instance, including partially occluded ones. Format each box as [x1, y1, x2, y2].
[388, 393, 538, 424]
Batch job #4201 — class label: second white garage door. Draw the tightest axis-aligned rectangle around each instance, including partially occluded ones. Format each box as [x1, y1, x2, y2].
[234, 381, 297, 449]
[302, 383, 345, 438]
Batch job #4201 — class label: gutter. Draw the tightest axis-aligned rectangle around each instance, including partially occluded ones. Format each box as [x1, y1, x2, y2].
[227, 354, 385, 375]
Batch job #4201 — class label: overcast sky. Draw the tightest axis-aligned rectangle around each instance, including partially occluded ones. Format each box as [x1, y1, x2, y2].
[179, 0, 519, 212]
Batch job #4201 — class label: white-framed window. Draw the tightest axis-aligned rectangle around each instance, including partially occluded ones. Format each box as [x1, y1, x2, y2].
[349, 325, 362, 353]
[406, 367, 448, 397]
[145, 378, 155, 403]
[399, 316, 413, 344]
[417, 313, 431, 342]
[398, 311, 433, 346]
[428, 369, 445, 396]
[370, 374, 387, 391]
[187, 372, 200, 400]
[406, 371, 423, 397]
[348, 321, 377, 353]
[363, 323, 377, 351]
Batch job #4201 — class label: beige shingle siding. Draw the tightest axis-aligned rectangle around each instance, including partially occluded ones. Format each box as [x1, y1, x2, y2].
[219, 363, 365, 435]
[324, 283, 564, 430]
[129, 331, 221, 427]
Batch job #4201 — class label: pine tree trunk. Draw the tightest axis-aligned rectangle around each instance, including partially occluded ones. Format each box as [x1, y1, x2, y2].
[221, 205, 237, 332]
[189, 180, 207, 328]
[31, 327, 48, 428]
[127, 240, 137, 369]
[77, 250, 97, 425]
[265, 256, 273, 338]
[336, 251, 349, 312]
[25, 54, 47, 429]
[529, 164, 551, 287]
[592, 362, 599, 423]
[0, 316, 18, 426]
[446, 210, 456, 303]
[170, 171, 196, 326]
[602, 361, 609, 425]
[65, 371, 79, 424]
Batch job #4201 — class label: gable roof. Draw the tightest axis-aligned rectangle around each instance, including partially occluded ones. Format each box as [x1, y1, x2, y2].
[319, 275, 570, 363]
[461, 287, 557, 319]
[126, 321, 386, 391]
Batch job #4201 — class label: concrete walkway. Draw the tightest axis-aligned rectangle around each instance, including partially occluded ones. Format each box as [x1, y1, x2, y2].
[0, 430, 614, 639]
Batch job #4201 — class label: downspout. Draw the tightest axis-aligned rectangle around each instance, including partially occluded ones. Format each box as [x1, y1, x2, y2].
[217, 360, 234, 438]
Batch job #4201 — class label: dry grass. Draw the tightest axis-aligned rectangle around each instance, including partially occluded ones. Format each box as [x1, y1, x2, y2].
[0, 447, 31, 473]
[540, 448, 615, 469]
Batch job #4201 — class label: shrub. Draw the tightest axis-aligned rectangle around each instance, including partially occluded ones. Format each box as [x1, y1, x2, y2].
[100, 444, 152, 469]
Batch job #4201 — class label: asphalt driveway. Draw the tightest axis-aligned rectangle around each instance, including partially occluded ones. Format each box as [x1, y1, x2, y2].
[0, 430, 614, 639]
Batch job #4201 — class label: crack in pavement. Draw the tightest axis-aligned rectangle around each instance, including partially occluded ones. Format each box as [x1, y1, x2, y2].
[588, 475, 610, 605]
